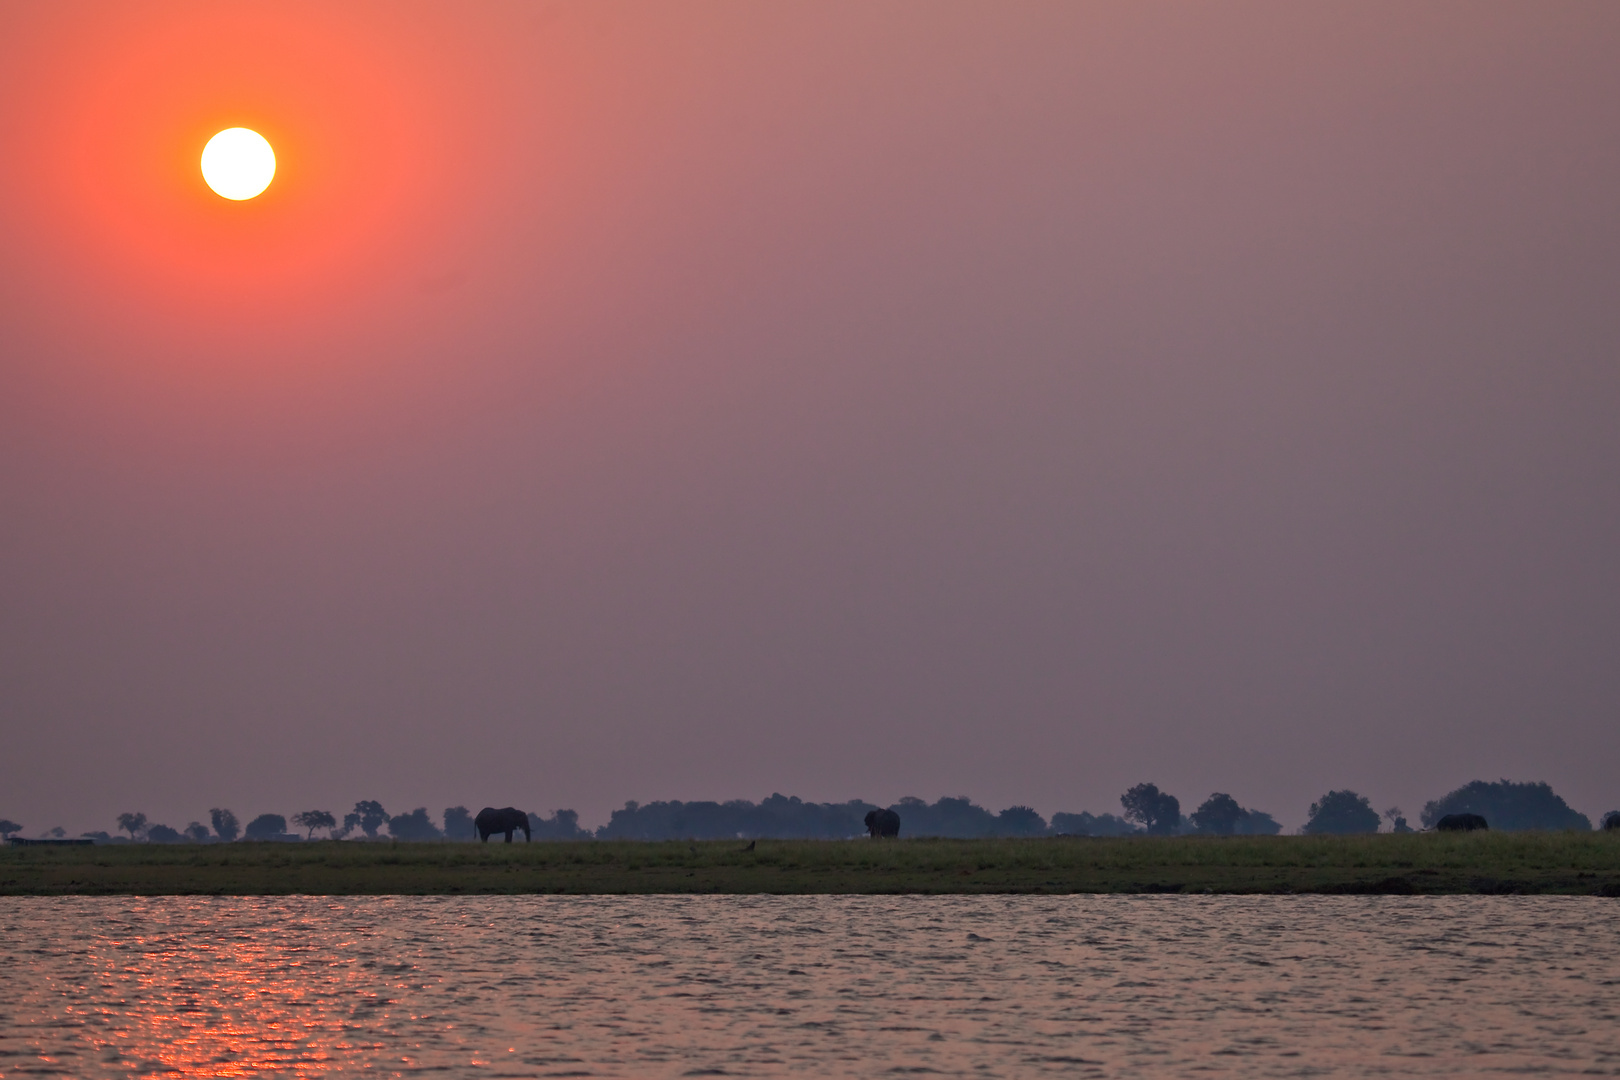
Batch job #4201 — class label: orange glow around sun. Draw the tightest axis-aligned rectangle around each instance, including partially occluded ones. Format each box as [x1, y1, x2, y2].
[13, 5, 461, 332]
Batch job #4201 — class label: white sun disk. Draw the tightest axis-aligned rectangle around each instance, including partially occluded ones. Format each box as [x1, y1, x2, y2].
[201, 128, 276, 200]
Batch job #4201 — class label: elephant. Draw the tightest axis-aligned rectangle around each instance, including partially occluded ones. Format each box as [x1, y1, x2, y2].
[475, 806, 531, 843]
[864, 808, 901, 838]
[1435, 813, 1489, 832]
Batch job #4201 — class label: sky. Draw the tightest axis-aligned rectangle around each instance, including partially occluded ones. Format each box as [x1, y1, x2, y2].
[2, 2, 1618, 836]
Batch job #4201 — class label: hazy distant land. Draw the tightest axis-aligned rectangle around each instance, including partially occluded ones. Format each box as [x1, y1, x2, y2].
[3, 833, 1617, 896]
[9, 779, 1611, 850]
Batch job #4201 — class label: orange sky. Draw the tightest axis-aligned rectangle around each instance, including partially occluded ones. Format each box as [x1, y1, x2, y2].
[3, 2, 1619, 834]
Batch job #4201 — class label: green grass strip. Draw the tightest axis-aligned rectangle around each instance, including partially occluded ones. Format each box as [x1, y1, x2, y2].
[3, 833, 1618, 896]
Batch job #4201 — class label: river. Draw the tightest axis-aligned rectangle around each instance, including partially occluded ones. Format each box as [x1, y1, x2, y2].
[1, 895, 1615, 1077]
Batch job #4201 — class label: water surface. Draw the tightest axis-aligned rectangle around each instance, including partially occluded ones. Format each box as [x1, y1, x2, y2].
[1, 895, 1615, 1077]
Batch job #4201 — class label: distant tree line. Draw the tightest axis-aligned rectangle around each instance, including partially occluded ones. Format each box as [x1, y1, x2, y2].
[11, 779, 1615, 844]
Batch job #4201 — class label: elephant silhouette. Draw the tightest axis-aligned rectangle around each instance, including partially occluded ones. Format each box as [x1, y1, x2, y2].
[475, 806, 531, 842]
[864, 808, 901, 838]
[1435, 813, 1489, 832]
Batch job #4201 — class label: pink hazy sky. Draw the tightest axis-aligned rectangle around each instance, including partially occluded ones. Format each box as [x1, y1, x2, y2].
[2, 2, 1617, 834]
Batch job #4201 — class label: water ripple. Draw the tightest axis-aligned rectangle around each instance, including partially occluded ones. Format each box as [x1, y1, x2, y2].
[0, 895, 1615, 1077]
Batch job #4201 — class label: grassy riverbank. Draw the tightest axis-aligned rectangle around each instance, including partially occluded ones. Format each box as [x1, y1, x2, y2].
[2, 833, 1617, 896]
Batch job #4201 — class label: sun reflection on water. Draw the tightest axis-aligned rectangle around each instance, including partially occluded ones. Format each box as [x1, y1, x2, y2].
[3, 894, 1617, 1078]
[27, 903, 444, 1077]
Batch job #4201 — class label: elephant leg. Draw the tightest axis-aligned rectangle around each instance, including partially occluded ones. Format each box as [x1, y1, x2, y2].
[504, 829, 513, 843]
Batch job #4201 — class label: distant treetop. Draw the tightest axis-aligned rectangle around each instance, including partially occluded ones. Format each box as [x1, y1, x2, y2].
[210, 808, 240, 843]
[244, 813, 287, 840]
[292, 810, 337, 840]
[1189, 793, 1279, 836]
[528, 809, 591, 841]
[1049, 811, 1138, 837]
[1303, 790, 1379, 835]
[387, 808, 441, 841]
[1120, 783, 1181, 835]
[995, 805, 1048, 837]
[443, 806, 475, 839]
[1421, 780, 1590, 832]
[351, 801, 389, 838]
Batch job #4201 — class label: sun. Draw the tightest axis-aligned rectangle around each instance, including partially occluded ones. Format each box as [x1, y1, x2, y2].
[200, 127, 276, 200]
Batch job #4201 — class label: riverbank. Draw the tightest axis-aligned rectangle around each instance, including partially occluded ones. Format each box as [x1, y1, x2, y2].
[2, 833, 1616, 895]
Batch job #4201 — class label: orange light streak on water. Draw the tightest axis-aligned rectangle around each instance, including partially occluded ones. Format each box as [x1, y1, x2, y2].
[4, 895, 1618, 1078]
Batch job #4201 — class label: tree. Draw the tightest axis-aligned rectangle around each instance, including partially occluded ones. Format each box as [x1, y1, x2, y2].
[147, 824, 182, 844]
[0, 819, 20, 839]
[1190, 794, 1245, 835]
[1050, 811, 1140, 836]
[351, 801, 388, 838]
[244, 813, 287, 840]
[1303, 790, 1379, 834]
[529, 809, 592, 840]
[1603, 811, 1620, 831]
[1239, 810, 1282, 835]
[443, 806, 474, 839]
[995, 805, 1048, 837]
[1421, 780, 1591, 832]
[1121, 783, 1181, 835]
[210, 808, 240, 842]
[292, 810, 337, 840]
[1188, 795, 1282, 836]
[1383, 807, 1413, 833]
[184, 822, 211, 842]
[387, 808, 441, 841]
[595, 796, 875, 840]
[116, 812, 148, 841]
[883, 796, 999, 838]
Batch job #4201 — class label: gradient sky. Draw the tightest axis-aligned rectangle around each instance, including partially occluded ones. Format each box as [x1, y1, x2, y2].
[2, 2, 1618, 835]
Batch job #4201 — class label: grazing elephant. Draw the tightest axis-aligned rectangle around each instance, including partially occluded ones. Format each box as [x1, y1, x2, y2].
[475, 806, 531, 843]
[864, 808, 901, 838]
[1435, 813, 1489, 832]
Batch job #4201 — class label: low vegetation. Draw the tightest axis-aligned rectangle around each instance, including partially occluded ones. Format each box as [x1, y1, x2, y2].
[2, 832, 1616, 896]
